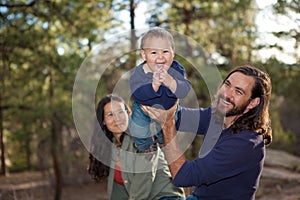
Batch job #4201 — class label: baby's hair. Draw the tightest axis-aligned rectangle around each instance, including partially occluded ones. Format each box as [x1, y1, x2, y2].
[140, 27, 174, 50]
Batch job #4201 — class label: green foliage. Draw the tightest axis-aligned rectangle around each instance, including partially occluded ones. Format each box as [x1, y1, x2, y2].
[262, 59, 300, 154]
[148, 0, 257, 66]
[1, 0, 115, 173]
[269, 107, 297, 153]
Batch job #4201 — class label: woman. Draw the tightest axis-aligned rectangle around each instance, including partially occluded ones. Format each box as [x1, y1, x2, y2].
[88, 94, 185, 200]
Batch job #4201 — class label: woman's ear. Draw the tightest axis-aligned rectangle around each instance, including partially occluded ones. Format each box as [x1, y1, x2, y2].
[127, 109, 132, 116]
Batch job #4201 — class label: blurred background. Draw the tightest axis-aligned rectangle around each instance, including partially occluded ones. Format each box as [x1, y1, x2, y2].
[0, 0, 299, 199]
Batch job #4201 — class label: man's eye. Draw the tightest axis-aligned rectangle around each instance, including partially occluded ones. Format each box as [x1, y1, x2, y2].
[236, 90, 244, 95]
[236, 90, 242, 95]
[224, 81, 230, 87]
[163, 50, 169, 53]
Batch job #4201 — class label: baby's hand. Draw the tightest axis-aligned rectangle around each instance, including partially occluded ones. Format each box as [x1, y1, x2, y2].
[160, 68, 176, 92]
[152, 69, 161, 92]
[159, 68, 169, 84]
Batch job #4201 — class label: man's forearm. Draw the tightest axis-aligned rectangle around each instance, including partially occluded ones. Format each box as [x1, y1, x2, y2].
[162, 119, 186, 179]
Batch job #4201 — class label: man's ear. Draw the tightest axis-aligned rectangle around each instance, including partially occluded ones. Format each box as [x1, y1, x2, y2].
[247, 97, 260, 110]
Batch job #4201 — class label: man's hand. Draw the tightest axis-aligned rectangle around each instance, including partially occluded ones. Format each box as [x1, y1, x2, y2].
[141, 100, 178, 126]
[142, 101, 185, 179]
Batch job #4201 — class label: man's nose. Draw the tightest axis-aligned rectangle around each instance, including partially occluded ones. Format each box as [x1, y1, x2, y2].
[224, 87, 234, 100]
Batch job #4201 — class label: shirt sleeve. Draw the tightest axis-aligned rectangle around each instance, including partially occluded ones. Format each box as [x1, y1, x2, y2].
[130, 65, 162, 103]
[132, 83, 163, 103]
[176, 107, 211, 134]
[167, 62, 191, 98]
[172, 131, 265, 187]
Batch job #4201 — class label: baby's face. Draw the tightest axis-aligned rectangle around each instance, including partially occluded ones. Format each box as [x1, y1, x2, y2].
[141, 37, 174, 72]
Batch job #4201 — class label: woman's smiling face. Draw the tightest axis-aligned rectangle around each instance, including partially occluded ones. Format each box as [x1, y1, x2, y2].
[103, 100, 129, 135]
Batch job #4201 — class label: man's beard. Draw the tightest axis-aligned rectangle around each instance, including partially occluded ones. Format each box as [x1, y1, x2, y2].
[215, 94, 251, 117]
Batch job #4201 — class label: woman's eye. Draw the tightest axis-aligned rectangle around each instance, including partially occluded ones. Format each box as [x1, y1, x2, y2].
[106, 113, 113, 117]
[117, 110, 125, 115]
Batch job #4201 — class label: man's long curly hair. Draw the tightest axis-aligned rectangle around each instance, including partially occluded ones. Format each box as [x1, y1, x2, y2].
[87, 94, 128, 181]
[220, 65, 272, 145]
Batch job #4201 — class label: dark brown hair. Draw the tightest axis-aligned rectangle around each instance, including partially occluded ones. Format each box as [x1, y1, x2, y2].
[87, 94, 129, 181]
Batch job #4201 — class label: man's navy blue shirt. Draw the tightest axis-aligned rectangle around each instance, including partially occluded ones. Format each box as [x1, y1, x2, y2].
[175, 107, 265, 200]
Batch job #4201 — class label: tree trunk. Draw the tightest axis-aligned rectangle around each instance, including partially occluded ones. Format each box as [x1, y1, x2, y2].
[49, 70, 63, 200]
[0, 56, 7, 176]
[51, 120, 63, 200]
[0, 92, 6, 176]
[25, 133, 31, 170]
[127, 0, 137, 70]
[130, 0, 137, 49]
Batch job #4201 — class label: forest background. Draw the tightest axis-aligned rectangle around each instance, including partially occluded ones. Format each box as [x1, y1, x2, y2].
[0, 0, 299, 200]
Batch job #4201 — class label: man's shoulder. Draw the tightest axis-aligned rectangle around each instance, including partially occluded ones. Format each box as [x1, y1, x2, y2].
[232, 129, 264, 145]
[238, 129, 260, 136]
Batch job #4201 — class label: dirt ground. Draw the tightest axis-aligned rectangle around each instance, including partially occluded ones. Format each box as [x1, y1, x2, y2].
[0, 171, 108, 200]
[1, 149, 300, 200]
[257, 177, 300, 200]
[0, 170, 299, 200]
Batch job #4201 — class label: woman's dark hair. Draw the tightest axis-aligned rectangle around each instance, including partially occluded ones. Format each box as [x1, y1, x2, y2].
[87, 94, 129, 181]
[224, 65, 272, 145]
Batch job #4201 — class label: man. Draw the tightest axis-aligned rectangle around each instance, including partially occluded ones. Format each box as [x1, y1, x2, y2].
[143, 65, 272, 199]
